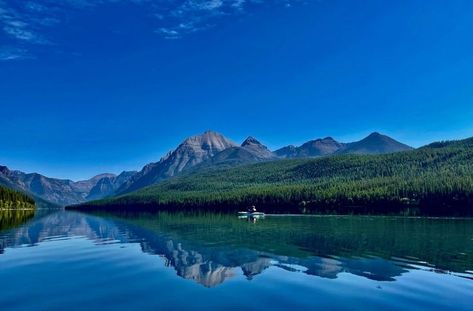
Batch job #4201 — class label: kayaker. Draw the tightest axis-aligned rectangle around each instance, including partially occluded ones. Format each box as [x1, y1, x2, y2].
[248, 205, 257, 213]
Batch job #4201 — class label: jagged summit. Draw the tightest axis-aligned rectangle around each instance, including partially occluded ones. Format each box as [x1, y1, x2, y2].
[241, 136, 263, 147]
[240, 136, 275, 159]
[182, 131, 236, 150]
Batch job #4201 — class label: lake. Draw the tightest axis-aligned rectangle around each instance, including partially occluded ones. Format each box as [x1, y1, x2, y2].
[0, 210, 472, 311]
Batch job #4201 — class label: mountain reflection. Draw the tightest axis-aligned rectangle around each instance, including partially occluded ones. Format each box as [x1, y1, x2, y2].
[0, 211, 471, 287]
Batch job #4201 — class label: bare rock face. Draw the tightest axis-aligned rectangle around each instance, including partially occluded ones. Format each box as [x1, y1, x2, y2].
[116, 131, 237, 194]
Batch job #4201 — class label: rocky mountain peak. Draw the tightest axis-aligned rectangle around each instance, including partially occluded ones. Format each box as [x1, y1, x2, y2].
[116, 131, 237, 194]
[322, 137, 336, 142]
[241, 136, 263, 147]
[240, 136, 275, 160]
[181, 131, 236, 150]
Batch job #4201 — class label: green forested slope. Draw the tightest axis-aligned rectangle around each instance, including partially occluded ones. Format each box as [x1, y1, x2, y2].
[70, 138, 473, 216]
[0, 186, 35, 209]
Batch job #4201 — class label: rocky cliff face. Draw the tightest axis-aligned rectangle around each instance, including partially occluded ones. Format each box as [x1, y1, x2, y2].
[116, 131, 237, 194]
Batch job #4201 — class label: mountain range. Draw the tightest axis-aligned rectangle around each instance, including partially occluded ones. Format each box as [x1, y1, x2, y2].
[0, 130, 412, 206]
[116, 131, 412, 195]
[0, 166, 135, 206]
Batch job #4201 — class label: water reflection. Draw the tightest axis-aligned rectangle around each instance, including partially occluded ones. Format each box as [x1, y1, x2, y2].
[0, 211, 472, 288]
[0, 209, 35, 238]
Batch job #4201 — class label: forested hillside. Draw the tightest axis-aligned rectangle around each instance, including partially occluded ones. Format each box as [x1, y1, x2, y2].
[69, 137, 473, 216]
[0, 186, 35, 210]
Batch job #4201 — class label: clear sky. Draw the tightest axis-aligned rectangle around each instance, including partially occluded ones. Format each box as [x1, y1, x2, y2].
[1, 0, 473, 181]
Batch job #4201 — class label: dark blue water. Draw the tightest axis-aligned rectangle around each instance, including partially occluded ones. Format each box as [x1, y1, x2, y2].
[0, 211, 471, 310]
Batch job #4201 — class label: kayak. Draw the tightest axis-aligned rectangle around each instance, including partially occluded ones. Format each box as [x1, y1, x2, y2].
[237, 211, 265, 217]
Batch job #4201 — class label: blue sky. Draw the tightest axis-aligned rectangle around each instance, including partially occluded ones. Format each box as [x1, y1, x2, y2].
[1, 0, 473, 180]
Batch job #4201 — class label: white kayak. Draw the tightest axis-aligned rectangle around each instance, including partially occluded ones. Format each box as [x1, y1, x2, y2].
[237, 211, 265, 217]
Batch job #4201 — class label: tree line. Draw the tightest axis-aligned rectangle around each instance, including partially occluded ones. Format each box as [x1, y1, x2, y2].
[0, 186, 35, 210]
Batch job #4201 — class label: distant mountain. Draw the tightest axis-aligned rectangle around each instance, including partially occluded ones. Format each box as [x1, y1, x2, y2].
[0, 166, 133, 206]
[72, 173, 116, 193]
[274, 145, 297, 158]
[337, 132, 413, 155]
[275, 137, 344, 158]
[276, 133, 412, 158]
[116, 131, 237, 194]
[86, 171, 136, 200]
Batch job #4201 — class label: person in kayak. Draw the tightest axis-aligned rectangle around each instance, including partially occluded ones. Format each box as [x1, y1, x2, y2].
[248, 205, 257, 213]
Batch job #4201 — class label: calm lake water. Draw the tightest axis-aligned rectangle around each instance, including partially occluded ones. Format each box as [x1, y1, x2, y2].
[0, 210, 472, 311]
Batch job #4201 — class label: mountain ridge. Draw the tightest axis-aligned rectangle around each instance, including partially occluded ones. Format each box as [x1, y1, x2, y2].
[0, 130, 414, 206]
[114, 131, 412, 196]
[0, 166, 134, 206]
